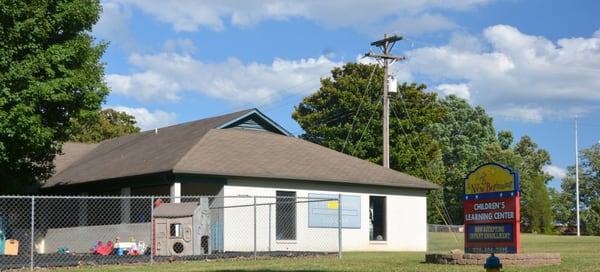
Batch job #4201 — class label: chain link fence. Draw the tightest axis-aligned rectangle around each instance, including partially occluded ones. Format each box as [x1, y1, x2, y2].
[428, 224, 463, 233]
[0, 195, 341, 270]
[427, 224, 465, 253]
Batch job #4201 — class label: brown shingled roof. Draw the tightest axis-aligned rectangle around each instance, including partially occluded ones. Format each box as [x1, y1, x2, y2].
[174, 129, 439, 189]
[45, 109, 439, 190]
[45, 109, 254, 187]
[54, 142, 98, 174]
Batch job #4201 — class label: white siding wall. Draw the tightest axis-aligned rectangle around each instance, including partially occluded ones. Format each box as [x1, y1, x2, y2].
[222, 178, 428, 252]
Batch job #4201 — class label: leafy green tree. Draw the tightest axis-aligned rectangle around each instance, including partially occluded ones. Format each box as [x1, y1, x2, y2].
[582, 199, 600, 235]
[526, 175, 554, 233]
[557, 144, 600, 235]
[498, 130, 513, 150]
[482, 133, 554, 233]
[69, 109, 140, 143]
[0, 0, 108, 193]
[514, 136, 554, 233]
[292, 63, 555, 228]
[293, 63, 445, 175]
[548, 187, 572, 228]
[292, 63, 447, 222]
[555, 167, 577, 227]
[427, 95, 497, 223]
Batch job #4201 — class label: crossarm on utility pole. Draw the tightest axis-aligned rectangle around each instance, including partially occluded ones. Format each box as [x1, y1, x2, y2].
[364, 53, 405, 61]
[370, 35, 403, 47]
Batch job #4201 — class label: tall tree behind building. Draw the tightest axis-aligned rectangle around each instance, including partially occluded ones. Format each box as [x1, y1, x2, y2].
[69, 109, 140, 143]
[555, 143, 600, 235]
[482, 132, 554, 233]
[292, 62, 554, 228]
[427, 96, 498, 223]
[0, 0, 108, 193]
[292, 63, 447, 222]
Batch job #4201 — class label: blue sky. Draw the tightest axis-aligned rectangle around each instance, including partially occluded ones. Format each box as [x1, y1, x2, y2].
[93, 0, 600, 188]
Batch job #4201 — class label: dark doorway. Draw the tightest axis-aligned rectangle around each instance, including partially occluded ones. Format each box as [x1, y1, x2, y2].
[369, 196, 386, 241]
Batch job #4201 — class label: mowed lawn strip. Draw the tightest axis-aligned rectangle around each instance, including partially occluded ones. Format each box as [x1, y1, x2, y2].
[48, 233, 600, 272]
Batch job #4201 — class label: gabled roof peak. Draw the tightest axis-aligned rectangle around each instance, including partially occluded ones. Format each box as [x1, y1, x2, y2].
[217, 108, 292, 136]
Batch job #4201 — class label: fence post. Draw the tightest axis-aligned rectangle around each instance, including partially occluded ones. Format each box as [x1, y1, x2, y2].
[338, 194, 342, 259]
[268, 203, 271, 252]
[30, 196, 35, 271]
[150, 196, 154, 265]
[253, 196, 257, 260]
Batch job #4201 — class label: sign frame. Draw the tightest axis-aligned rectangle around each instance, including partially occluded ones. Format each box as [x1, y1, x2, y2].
[463, 163, 521, 254]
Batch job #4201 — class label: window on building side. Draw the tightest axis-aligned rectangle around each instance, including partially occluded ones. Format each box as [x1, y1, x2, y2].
[369, 196, 386, 241]
[276, 191, 297, 240]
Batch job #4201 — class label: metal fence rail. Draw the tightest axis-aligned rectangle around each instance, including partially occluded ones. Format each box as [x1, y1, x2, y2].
[0, 195, 342, 270]
[428, 224, 463, 233]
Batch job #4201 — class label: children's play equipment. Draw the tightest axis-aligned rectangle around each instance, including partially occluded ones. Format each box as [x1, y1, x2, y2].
[153, 197, 211, 256]
[91, 241, 113, 256]
[4, 239, 18, 255]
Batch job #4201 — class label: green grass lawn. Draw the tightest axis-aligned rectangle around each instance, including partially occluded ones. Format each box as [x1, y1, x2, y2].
[50, 233, 600, 272]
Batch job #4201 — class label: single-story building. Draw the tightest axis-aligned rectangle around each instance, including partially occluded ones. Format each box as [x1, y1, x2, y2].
[43, 108, 438, 253]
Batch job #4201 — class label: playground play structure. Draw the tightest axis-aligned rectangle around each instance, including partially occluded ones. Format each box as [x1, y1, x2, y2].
[153, 197, 211, 256]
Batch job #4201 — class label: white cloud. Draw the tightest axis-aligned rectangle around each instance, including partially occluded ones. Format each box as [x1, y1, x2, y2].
[106, 53, 340, 104]
[436, 83, 471, 101]
[105, 0, 491, 34]
[492, 107, 544, 123]
[110, 106, 177, 130]
[405, 25, 600, 122]
[448, 32, 485, 52]
[543, 165, 567, 179]
[163, 38, 198, 54]
[94, 0, 136, 50]
[106, 72, 181, 102]
[381, 13, 458, 35]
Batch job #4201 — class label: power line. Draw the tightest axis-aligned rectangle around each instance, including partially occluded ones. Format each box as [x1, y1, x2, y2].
[390, 105, 458, 244]
[290, 110, 357, 136]
[341, 64, 378, 153]
[391, 96, 457, 227]
[365, 33, 456, 229]
[397, 95, 455, 222]
[351, 95, 383, 157]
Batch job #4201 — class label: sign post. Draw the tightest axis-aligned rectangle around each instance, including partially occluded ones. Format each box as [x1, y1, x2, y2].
[464, 163, 520, 254]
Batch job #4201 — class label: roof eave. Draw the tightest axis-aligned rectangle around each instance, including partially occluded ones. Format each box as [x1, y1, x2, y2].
[172, 169, 438, 190]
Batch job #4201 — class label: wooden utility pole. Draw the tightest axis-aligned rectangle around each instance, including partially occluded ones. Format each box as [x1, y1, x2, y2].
[366, 34, 405, 168]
